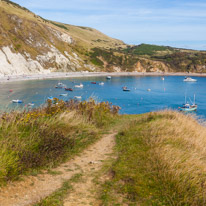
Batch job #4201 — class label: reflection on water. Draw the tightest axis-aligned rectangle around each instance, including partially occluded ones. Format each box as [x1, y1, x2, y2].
[0, 75, 205, 118]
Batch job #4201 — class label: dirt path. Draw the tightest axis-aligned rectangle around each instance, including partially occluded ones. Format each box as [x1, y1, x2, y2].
[0, 132, 116, 206]
[63, 133, 116, 206]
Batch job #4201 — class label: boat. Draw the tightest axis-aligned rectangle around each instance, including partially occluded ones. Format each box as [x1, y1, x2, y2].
[74, 83, 83, 88]
[28, 103, 35, 106]
[74, 96, 82, 99]
[12, 100, 23, 103]
[65, 88, 73, 91]
[122, 86, 130, 91]
[147, 89, 151, 92]
[161, 77, 165, 80]
[106, 76, 111, 79]
[99, 82, 104, 85]
[183, 77, 197, 82]
[91, 82, 97, 84]
[178, 94, 197, 112]
[55, 82, 66, 88]
[47, 96, 54, 101]
[59, 93, 68, 97]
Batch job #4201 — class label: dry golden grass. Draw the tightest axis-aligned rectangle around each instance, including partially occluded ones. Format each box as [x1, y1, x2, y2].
[100, 110, 206, 205]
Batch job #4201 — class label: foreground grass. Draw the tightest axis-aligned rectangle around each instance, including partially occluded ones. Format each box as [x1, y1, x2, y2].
[0, 99, 119, 186]
[100, 111, 206, 205]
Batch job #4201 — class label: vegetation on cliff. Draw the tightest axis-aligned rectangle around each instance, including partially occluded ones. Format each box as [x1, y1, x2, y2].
[1, 0, 206, 74]
[0, 99, 119, 185]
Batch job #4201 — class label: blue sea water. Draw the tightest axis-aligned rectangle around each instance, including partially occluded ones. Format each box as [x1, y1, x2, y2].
[0, 75, 205, 118]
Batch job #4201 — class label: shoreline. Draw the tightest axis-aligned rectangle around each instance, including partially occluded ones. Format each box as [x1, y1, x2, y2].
[0, 71, 206, 83]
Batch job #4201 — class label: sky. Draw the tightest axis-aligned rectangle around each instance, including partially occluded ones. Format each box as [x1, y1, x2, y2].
[11, 0, 206, 50]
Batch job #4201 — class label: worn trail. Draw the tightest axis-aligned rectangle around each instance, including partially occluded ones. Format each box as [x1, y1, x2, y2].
[0, 132, 116, 206]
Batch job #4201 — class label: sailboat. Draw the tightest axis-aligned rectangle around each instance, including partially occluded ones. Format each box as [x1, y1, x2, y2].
[178, 94, 197, 112]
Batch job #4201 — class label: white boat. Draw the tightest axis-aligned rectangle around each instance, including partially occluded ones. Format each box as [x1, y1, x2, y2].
[106, 76, 111, 79]
[74, 96, 82, 99]
[59, 93, 68, 97]
[99, 82, 104, 85]
[28, 103, 35, 106]
[55, 82, 66, 88]
[147, 89, 151, 92]
[183, 77, 197, 82]
[161, 77, 165, 80]
[74, 83, 83, 88]
[47, 96, 54, 101]
[12, 99, 23, 103]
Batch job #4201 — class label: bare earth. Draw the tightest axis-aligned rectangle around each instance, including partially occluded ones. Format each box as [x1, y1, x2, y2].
[0, 132, 116, 206]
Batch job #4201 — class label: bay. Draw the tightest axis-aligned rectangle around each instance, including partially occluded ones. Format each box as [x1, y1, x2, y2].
[0, 75, 205, 118]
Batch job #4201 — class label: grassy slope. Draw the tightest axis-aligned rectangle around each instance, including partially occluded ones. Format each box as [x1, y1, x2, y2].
[1, 0, 206, 73]
[33, 110, 206, 205]
[100, 111, 206, 205]
[61, 23, 126, 50]
[0, 99, 119, 186]
[0, 0, 125, 51]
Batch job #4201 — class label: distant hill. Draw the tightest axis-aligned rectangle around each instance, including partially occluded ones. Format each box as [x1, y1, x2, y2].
[0, 0, 206, 75]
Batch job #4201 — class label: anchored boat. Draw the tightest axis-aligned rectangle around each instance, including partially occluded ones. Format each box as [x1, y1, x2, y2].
[55, 82, 66, 88]
[12, 100, 23, 103]
[74, 83, 83, 88]
[123, 86, 130, 91]
[178, 94, 197, 112]
[183, 77, 197, 82]
[106, 76, 111, 79]
[65, 88, 73, 91]
[60, 93, 68, 97]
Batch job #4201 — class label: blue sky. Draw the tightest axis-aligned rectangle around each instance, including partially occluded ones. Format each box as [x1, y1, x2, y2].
[11, 0, 206, 50]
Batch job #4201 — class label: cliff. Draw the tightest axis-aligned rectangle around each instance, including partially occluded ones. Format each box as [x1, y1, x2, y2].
[0, 0, 206, 76]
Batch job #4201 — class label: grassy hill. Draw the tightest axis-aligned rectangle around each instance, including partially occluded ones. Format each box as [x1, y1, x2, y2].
[99, 111, 206, 205]
[0, 0, 206, 74]
[2, 103, 206, 205]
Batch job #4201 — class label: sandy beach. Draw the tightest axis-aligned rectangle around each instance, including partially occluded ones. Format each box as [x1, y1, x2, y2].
[0, 71, 206, 83]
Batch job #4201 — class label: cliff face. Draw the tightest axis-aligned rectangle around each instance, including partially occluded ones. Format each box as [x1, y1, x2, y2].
[0, 0, 95, 76]
[0, 0, 206, 76]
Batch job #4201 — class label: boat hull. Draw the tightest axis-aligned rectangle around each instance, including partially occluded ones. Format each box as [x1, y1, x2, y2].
[179, 106, 197, 112]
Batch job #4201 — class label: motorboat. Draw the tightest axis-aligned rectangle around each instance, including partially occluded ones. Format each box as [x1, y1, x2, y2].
[12, 100, 23, 103]
[28, 103, 35, 106]
[47, 96, 54, 101]
[65, 88, 73, 91]
[99, 82, 104, 85]
[55, 82, 66, 88]
[74, 96, 82, 99]
[91, 82, 97, 84]
[183, 77, 197, 82]
[59, 93, 68, 97]
[122, 86, 130, 91]
[74, 83, 83, 88]
[106, 76, 111, 79]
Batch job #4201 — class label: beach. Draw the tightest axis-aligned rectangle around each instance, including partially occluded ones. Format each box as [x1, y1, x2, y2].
[1, 71, 206, 83]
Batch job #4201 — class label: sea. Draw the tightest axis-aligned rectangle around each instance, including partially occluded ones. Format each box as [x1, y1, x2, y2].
[0, 75, 206, 118]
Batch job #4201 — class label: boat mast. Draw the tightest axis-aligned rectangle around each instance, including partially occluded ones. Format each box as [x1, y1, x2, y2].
[194, 94, 195, 105]
[185, 94, 186, 104]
